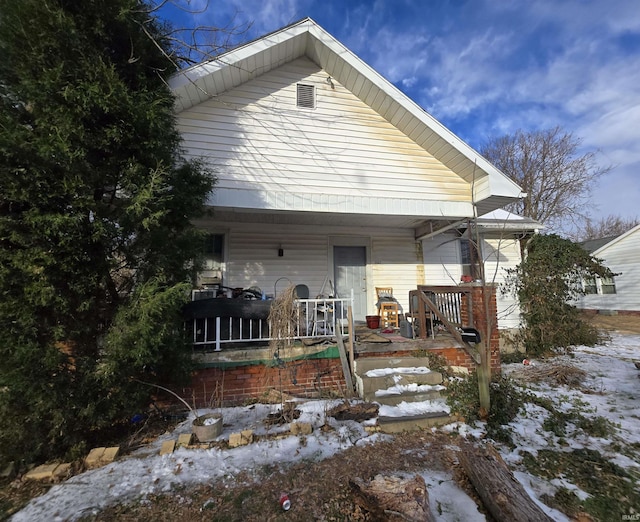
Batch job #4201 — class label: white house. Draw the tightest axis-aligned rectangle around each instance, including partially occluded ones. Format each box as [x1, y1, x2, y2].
[169, 18, 534, 330]
[578, 224, 640, 314]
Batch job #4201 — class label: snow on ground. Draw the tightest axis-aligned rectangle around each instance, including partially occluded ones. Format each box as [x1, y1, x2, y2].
[365, 366, 433, 377]
[12, 333, 640, 521]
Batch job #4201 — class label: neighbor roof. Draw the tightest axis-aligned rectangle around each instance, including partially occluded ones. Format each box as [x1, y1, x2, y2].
[169, 18, 524, 217]
[581, 223, 640, 256]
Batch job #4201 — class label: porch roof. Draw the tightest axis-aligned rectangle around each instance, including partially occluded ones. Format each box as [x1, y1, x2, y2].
[170, 18, 524, 219]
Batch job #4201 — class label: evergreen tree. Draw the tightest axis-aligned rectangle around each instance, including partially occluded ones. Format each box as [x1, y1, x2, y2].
[504, 234, 613, 356]
[0, 0, 213, 464]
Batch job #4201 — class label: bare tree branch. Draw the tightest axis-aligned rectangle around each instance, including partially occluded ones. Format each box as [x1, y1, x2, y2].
[481, 127, 612, 235]
[573, 214, 640, 241]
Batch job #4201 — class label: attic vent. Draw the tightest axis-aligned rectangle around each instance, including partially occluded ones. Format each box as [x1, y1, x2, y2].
[296, 83, 315, 109]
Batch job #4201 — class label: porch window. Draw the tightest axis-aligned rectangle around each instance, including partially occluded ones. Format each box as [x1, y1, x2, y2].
[201, 233, 225, 284]
[460, 238, 480, 280]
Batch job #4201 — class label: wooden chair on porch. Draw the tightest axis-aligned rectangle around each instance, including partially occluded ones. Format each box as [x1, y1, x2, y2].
[376, 287, 400, 328]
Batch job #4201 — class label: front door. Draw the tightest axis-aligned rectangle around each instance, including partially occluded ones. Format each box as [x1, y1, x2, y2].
[333, 246, 367, 321]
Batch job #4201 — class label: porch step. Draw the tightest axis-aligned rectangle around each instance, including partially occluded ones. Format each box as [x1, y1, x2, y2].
[354, 356, 453, 433]
[372, 388, 443, 407]
[377, 411, 455, 434]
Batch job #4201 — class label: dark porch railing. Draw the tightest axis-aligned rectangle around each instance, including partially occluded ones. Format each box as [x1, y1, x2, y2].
[409, 285, 480, 363]
[183, 297, 352, 351]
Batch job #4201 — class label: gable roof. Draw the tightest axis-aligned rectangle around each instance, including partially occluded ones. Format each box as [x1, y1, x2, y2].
[169, 17, 523, 217]
[584, 223, 640, 256]
[580, 235, 620, 254]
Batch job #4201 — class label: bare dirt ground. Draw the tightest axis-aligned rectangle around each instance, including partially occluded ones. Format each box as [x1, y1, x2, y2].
[585, 313, 640, 335]
[89, 431, 471, 522]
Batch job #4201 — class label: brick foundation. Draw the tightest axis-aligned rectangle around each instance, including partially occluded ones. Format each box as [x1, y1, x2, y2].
[182, 358, 345, 407]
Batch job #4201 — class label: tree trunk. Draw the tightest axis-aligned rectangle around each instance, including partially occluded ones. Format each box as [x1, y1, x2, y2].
[458, 443, 553, 522]
[349, 474, 434, 522]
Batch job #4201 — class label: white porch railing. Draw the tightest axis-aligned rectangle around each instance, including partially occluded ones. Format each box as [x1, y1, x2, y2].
[188, 297, 352, 351]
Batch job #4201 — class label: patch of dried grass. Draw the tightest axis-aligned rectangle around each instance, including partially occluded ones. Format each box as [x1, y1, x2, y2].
[267, 284, 298, 353]
[510, 362, 587, 387]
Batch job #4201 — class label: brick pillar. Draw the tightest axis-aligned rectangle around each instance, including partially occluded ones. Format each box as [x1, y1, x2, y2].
[461, 284, 500, 374]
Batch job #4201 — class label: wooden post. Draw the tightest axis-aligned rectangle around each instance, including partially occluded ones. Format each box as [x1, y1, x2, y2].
[336, 332, 354, 398]
[347, 306, 355, 374]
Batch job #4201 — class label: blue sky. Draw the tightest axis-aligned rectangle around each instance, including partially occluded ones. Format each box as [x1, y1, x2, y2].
[159, 0, 640, 226]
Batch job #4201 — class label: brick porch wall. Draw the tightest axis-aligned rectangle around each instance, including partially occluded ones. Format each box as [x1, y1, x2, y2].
[181, 285, 501, 406]
[181, 358, 345, 407]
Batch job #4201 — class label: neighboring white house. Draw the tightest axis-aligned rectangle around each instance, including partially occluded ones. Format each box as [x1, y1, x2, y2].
[169, 18, 535, 330]
[578, 224, 640, 314]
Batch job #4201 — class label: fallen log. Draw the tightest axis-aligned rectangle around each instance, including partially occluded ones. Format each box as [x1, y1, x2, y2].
[458, 442, 553, 522]
[349, 474, 435, 522]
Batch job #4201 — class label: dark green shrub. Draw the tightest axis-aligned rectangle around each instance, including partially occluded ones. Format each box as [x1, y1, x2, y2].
[503, 234, 614, 356]
[447, 373, 526, 444]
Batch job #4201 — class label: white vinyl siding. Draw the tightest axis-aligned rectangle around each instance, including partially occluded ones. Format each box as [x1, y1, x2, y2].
[483, 236, 523, 330]
[177, 57, 471, 213]
[198, 220, 420, 316]
[371, 235, 424, 316]
[579, 225, 640, 312]
[422, 232, 461, 285]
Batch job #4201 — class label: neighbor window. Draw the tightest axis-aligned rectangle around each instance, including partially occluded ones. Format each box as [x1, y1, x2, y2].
[584, 277, 597, 295]
[600, 276, 616, 294]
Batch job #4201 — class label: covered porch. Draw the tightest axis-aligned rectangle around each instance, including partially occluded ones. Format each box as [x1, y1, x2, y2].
[181, 284, 499, 406]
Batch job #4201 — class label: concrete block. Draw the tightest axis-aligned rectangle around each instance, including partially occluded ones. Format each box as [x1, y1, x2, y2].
[25, 463, 58, 481]
[53, 463, 71, 480]
[101, 447, 120, 464]
[84, 447, 106, 469]
[177, 433, 193, 447]
[228, 429, 254, 448]
[160, 440, 176, 455]
[290, 422, 313, 435]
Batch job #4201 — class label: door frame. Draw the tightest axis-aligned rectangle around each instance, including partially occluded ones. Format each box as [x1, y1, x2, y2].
[328, 236, 373, 319]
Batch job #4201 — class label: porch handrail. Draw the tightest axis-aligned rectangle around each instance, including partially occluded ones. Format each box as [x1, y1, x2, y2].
[410, 285, 480, 363]
[187, 297, 352, 351]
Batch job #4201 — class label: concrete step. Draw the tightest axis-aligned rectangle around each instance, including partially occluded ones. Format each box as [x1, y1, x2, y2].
[360, 371, 444, 396]
[376, 397, 453, 433]
[370, 387, 444, 406]
[355, 356, 442, 374]
[355, 356, 444, 399]
[377, 412, 455, 434]
[353, 356, 454, 433]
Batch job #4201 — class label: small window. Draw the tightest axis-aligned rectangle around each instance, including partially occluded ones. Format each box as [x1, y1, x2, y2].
[600, 276, 616, 294]
[460, 238, 480, 280]
[584, 277, 597, 295]
[203, 233, 224, 274]
[296, 83, 315, 109]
